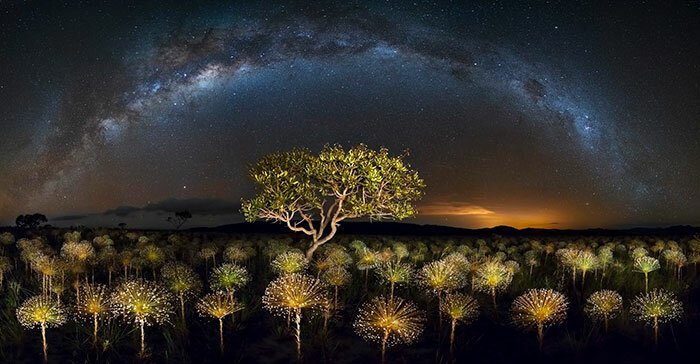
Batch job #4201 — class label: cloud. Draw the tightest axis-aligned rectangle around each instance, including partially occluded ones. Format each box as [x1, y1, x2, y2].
[418, 202, 495, 216]
[52, 214, 89, 221]
[103, 198, 240, 217]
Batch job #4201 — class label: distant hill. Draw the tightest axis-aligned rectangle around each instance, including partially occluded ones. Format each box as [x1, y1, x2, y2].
[189, 221, 700, 237]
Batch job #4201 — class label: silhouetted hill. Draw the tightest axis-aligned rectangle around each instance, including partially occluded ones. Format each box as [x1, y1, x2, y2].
[189, 221, 700, 237]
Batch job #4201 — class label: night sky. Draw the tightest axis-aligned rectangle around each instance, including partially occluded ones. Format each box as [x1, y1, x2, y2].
[0, 1, 698, 229]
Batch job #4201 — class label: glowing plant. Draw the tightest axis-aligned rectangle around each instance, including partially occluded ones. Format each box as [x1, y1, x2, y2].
[662, 249, 687, 280]
[443, 252, 470, 275]
[0, 256, 11, 287]
[162, 262, 203, 321]
[110, 280, 174, 356]
[510, 288, 568, 351]
[271, 250, 308, 275]
[473, 259, 513, 309]
[60, 240, 95, 303]
[17, 295, 67, 362]
[198, 246, 218, 270]
[634, 256, 660, 293]
[557, 248, 580, 285]
[76, 284, 109, 343]
[441, 293, 479, 355]
[262, 273, 329, 359]
[140, 244, 165, 279]
[376, 261, 414, 300]
[354, 296, 425, 364]
[524, 250, 540, 277]
[224, 244, 256, 264]
[573, 250, 597, 289]
[419, 259, 465, 322]
[584, 289, 623, 332]
[630, 289, 682, 347]
[209, 263, 250, 298]
[356, 247, 380, 288]
[197, 292, 243, 353]
[322, 266, 351, 307]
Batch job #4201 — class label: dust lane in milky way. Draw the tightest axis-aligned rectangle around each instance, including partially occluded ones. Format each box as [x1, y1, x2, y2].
[0, 1, 698, 229]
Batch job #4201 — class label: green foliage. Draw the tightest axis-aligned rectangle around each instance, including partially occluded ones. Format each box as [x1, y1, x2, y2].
[241, 145, 425, 257]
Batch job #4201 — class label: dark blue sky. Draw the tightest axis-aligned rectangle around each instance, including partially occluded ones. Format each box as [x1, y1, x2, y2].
[0, 1, 698, 229]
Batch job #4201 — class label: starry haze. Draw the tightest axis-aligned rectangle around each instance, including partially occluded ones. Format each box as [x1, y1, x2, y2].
[0, 1, 698, 229]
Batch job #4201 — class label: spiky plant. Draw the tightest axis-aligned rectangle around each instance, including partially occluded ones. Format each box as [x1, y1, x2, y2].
[442, 252, 470, 275]
[0, 255, 12, 287]
[322, 266, 351, 308]
[356, 247, 380, 289]
[630, 289, 683, 347]
[140, 244, 165, 280]
[573, 250, 597, 290]
[524, 250, 540, 277]
[662, 249, 687, 280]
[223, 244, 256, 264]
[162, 262, 203, 321]
[376, 261, 414, 301]
[418, 259, 465, 322]
[263, 273, 328, 359]
[271, 250, 308, 276]
[354, 296, 425, 364]
[110, 280, 174, 356]
[60, 240, 95, 303]
[472, 259, 513, 309]
[634, 256, 660, 293]
[441, 293, 479, 355]
[197, 292, 243, 353]
[510, 288, 568, 351]
[209, 263, 250, 299]
[198, 246, 218, 269]
[17, 295, 67, 362]
[584, 289, 623, 332]
[76, 284, 109, 343]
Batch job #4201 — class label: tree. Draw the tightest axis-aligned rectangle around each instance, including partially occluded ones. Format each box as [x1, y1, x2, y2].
[242, 145, 424, 260]
[15, 214, 48, 229]
[167, 211, 192, 230]
[118, 223, 127, 230]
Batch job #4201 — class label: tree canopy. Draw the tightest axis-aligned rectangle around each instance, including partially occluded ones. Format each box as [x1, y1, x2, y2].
[15, 213, 48, 229]
[242, 144, 425, 259]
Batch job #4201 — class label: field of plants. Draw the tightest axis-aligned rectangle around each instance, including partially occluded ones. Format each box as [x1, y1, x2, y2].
[0, 228, 699, 363]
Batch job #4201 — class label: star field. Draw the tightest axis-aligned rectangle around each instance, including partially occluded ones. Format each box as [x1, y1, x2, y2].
[0, 1, 698, 229]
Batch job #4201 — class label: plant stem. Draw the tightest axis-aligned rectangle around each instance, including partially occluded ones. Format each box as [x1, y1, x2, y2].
[219, 317, 224, 354]
[41, 322, 48, 363]
[294, 308, 302, 360]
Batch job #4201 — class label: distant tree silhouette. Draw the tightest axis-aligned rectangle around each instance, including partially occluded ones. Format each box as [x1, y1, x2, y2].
[15, 214, 48, 229]
[167, 211, 192, 230]
[118, 223, 127, 230]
